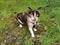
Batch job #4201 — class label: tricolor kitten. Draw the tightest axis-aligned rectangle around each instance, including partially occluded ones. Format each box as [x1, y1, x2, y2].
[16, 7, 41, 37]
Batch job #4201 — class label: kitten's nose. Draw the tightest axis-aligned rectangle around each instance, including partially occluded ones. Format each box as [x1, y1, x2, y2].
[34, 16, 37, 21]
[33, 18, 36, 21]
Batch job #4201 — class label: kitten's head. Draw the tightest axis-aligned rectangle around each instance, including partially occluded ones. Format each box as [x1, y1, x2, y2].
[28, 7, 41, 21]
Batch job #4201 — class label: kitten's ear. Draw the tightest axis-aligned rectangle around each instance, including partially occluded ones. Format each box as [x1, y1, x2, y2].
[28, 7, 32, 11]
[37, 7, 41, 12]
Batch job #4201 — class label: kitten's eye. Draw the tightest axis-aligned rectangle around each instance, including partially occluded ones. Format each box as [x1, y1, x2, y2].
[37, 15, 39, 17]
[32, 12, 34, 15]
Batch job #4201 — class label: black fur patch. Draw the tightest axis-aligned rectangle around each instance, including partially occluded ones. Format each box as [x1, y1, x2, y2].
[17, 13, 28, 23]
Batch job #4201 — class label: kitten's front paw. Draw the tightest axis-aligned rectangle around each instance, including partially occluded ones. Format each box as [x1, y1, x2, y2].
[34, 28, 37, 31]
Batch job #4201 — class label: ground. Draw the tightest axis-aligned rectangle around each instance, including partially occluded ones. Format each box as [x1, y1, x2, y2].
[0, 0, 60, 45]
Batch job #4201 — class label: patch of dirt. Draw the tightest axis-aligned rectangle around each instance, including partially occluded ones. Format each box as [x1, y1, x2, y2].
[35, 22, 47, 35]
[52, 43, 59, 45]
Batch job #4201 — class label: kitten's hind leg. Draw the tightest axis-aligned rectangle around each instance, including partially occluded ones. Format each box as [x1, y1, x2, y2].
[19, 24, 23, 28]
[18, 19, 23, 28]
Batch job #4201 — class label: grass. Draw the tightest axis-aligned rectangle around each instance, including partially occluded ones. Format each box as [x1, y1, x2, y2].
[0, 0, 60, 45]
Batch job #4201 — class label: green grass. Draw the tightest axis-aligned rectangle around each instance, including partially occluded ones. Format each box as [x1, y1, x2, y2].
[0, 0, 60, 45]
